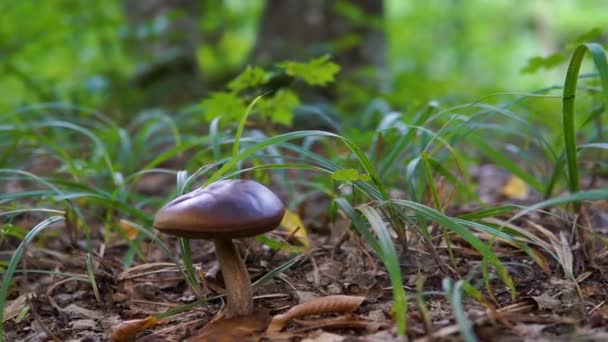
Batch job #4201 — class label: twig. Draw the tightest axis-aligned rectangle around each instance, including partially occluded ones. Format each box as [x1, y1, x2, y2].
[27, 296, 61, 342]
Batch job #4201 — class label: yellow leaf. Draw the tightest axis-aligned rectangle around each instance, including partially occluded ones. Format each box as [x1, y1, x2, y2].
[280, 209, 309, 248]
[502, 176, 528, 199]
[111, 316, 159, 342]
[118, 219, 139, 240]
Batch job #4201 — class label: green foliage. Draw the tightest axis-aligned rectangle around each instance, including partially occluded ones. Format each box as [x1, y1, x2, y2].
[331, 168, 371, 182]
[228, 66, 268, 92]
[200, 56, 338, 124]
[2, 2, 608, 339]
[257, 90, 300, 125]
[521, 53, 568, 74]
[201, 92, 247, 121]
[279, 55, 341, 86]
[0, 224, 27, 242]
[521, 28, 605, 74]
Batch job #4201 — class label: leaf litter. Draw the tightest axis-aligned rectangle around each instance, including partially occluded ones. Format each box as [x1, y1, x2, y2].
[2, 166, 608, 341]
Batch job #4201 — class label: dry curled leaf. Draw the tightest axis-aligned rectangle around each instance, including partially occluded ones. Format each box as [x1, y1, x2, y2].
[292, 315, 390, 333]
[188, 310, 269, 342]
[111, 315, 159, 342]
[266, 295, 365, 335]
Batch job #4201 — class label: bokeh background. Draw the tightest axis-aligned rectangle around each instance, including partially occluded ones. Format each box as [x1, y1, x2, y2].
[1, 0, 607, 118]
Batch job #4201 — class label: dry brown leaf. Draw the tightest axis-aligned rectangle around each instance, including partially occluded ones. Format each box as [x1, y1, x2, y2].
[3, 293, 35, 322]
[111, 315, 159, 342]
[531, 292, 560, 311]
[292, 315, 390, 333]
[61, 303, 101, 320]
[266, 295, 365, 335]
[188, 310, 269, 342]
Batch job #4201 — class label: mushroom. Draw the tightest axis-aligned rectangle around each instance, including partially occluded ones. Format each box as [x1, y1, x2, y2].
[153, 179, 285, 317]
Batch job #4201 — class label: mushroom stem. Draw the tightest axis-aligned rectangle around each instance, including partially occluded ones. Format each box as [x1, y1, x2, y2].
[213, 238, 253, 317]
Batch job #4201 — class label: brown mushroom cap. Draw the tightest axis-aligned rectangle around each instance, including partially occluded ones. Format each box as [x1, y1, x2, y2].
[153, 179, 285, 239]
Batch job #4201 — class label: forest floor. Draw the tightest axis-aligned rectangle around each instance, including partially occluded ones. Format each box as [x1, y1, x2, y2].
[3, 165, 608, 341]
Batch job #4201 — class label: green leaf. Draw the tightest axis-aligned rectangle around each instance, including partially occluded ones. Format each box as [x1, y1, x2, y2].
[228, 66, 269, 93]
[257, 90, 300, 125]
[1, 216, 65, 339]
[521, 53, 567, 74]
[1, 224, 28, 240]
[331, 168, 371, 182]
[279, 56, 341, 86]
[571, 27, 604, 46]
[443, 279, 477, 342]
[201, 92, 246, 121]
[358, 205, 407, 335]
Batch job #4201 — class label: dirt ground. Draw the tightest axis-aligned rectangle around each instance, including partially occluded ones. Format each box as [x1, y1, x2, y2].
[3, 167, 608, 341]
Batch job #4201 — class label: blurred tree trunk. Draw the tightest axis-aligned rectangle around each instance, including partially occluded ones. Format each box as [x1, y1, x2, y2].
[124, 0, 203, 109]
[251, 0, 386, 99]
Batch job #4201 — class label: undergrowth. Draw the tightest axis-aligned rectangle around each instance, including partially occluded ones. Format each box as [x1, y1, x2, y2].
[1, 44, 607, 340]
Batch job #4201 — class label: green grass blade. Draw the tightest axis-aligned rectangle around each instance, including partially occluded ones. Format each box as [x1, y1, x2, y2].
[358, 205, 407, 335]
[209, 117, 222, 160]
[379, 105, 435, 177]
[204, 130, 389, 199]
[421, 153, 442, 210]
[179, 237, 203, 298]
[0, 208, 65, 217]
[119, 220, 179, 265]
[252, 254, 304, 288]
[443, 279, 477, 342]
[334, 198, 382, 253]
[0, 216, 65, 341]
[85, 253, 101, 305]
[233, 95, 264, 160]
[562, 43, 608, 205]
[509, 188, 608, 224]
[457, 205, 520, 220]
[390, 199, 515, 297]
[579, 142, 608, 150]
[467, 134, 543, 192]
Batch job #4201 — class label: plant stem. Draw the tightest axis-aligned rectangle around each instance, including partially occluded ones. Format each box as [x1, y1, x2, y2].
[213, 238, 253, 317]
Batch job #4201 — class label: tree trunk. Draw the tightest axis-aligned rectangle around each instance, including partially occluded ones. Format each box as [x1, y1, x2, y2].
[124, 0, 203, 109]
[252, 0, 386, 96]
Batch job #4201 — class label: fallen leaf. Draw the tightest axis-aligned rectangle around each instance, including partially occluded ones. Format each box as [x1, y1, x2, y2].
[502, 176, 528, 200]
[61, 303, 101, 320]
[267, 295, 365, 335]
[280, 209, 310, 248]
[188, 311, 269, 342]
[292, 315, 390, 333]
[111, 315, 159, 342]
[302, 331, 345, 342]
[532, 292, 560, 311]
[70, 319, 98, 331]
[3, 293, 35, 322]
[119, 219, 139, 240]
